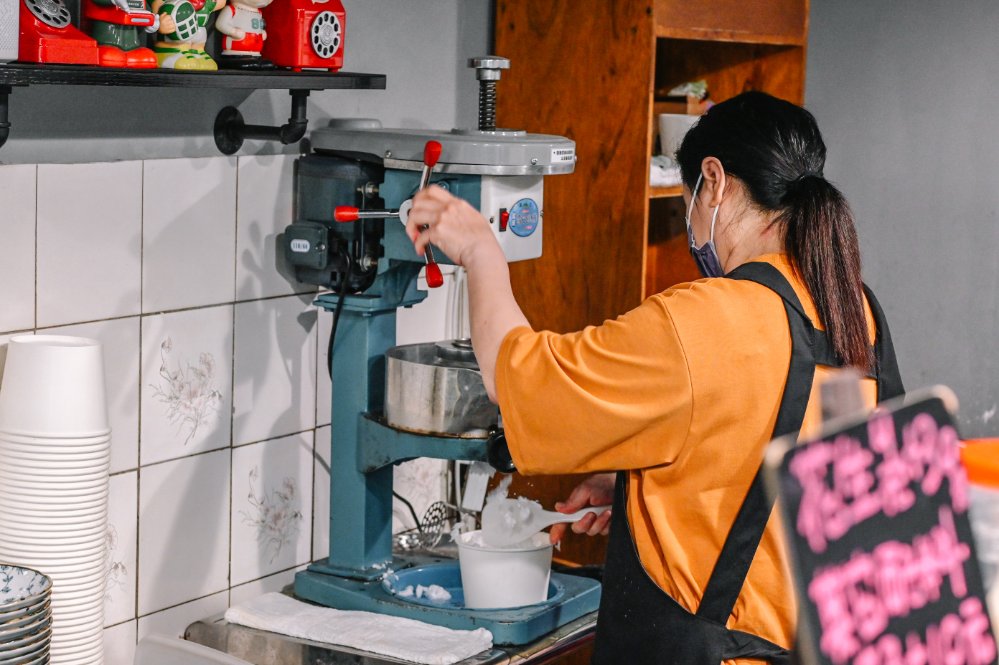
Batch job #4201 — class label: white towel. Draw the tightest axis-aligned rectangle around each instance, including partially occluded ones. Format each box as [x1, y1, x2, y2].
[223, 593, 493, 665]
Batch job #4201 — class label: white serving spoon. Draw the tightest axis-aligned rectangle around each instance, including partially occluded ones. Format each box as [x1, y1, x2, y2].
[480, 497, 610, 548]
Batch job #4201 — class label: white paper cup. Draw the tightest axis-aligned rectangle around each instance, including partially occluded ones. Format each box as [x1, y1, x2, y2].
[0, 336, 109, 438]
[456, 529, 552, 609]
[0, 432, 111, 448]
[658, 113, 699, 157]
[0, 490, 109, 506]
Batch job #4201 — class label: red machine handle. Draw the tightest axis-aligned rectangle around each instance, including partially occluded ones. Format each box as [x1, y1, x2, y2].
[419, 140, 444, 289]
[425, 261, 444, 289]
[333, 206, 359, 222]
[423, 140, 442, 168]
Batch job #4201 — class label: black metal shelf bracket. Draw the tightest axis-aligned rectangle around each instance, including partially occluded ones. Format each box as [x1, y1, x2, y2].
[214, 89, 311, 155]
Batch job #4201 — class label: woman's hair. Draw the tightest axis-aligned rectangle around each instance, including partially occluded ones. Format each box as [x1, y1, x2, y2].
[676, 91, 872, 371]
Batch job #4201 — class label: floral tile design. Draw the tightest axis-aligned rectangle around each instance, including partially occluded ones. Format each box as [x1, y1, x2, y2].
[236, 154, 312, 300]
[0, 164, 36, 335]
[105, 472, 137, 626]
[142, 157, 237, 313]
[103, 620, 137, 665]
[37, 161, 142, 327]
[232, 295, 317, 446]
[50, 318, 140, 473]
[138, 450, 230, 616]
[231, 432, 313, 585]
[140, 305, 233, 466]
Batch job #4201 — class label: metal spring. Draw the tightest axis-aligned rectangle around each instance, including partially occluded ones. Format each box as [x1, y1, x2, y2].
[478, 80, 497, 131]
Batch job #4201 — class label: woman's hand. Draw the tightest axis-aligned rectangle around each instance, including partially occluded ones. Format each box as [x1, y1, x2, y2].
[549, 473, 616, 545]
[406, 185, 502, 269]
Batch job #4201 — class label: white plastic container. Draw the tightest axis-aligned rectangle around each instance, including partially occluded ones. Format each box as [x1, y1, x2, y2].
[962, 439, 999, 624]
[0, 335, 109, 438]
[658, 113, 699, 157]
[456, 529, 552, 609]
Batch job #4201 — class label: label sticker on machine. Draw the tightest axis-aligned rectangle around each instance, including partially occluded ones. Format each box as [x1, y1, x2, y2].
[508, 198, 540, 238]
[550, 147, 575, 164]
[290, 239, 312, 253]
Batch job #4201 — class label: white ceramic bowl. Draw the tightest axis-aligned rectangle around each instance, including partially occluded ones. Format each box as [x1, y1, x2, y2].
[0, 566, 51, 612]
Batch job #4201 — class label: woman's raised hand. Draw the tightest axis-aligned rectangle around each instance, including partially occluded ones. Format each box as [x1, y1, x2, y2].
[406, 185, 502, 269]
[549, 473, 616, 545]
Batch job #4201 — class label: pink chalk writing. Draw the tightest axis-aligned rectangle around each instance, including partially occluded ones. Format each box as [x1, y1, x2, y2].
[808, 506, 973, 664]
[789, 411, 968, 553]
[851, 597, 996, 665]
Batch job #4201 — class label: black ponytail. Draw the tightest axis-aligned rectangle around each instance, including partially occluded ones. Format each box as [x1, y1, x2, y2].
[676, 92, 873, 371]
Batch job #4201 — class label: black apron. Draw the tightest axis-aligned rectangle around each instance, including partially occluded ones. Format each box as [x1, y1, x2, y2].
[591, 262, 904, 664]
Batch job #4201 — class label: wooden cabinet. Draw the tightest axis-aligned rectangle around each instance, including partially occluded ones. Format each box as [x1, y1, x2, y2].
[493, 0, 809, 568]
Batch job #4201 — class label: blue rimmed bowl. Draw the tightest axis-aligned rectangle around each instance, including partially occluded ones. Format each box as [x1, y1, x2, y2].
[0, 566, 51, 615]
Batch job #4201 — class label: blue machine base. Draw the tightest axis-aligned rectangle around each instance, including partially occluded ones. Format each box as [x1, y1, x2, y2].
[294, 557, 601, 646]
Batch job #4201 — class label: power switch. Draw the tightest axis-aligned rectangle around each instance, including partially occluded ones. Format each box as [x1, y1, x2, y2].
[499, 208, 509, 232]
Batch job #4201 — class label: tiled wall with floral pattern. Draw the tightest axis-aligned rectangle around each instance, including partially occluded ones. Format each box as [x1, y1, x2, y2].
[0, 155, 453, 664]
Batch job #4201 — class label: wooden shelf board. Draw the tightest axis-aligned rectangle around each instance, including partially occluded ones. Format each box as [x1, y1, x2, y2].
[0, 63, 386, 90]
[650, 185, 683, 199]
[655, 27, 805, 46]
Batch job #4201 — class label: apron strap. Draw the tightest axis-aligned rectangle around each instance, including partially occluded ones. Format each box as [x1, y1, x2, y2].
[697, 264, 818, 623]
[697, 262, 903, 625]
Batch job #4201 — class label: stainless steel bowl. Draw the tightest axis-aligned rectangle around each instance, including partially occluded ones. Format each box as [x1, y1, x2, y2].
[384, 340, 498, 437]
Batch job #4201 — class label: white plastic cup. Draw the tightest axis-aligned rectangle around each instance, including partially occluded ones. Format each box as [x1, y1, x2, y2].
[658, 113, 699, 157]
[456, 530, 552, 609]
[0, 335, 109, 438]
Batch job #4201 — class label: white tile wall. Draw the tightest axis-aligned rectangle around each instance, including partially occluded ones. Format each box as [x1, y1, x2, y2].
[0, 165, 36, 335]
[142, 157, 237, 313]
[235, 155, 309, 300]
[230, 432, 313, 585]
[103, 620, 137, 665]
[0, 155, 454, 662]
[51, 318, 141, 473]
[37, 161, 142, 328]
[106, 472, 138, 627]
[140, 305, 233, 465]
[138, 450, 230, 616]
[232, 295, 316, 446]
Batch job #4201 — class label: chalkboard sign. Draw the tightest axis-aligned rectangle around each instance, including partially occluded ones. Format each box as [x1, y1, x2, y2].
[765, 387, 998, 665]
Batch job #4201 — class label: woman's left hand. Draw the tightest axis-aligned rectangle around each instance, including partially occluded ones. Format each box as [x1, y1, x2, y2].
[406, 185, 502, 269]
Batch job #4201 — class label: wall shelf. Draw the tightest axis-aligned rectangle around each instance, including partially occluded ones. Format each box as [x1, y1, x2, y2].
[0, 63, 385, 89]
[0, 64, 387, 153]
[650, 185, 683, 199]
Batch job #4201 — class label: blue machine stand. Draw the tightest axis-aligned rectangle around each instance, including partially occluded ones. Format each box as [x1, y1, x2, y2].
[293, 274, 601, 646]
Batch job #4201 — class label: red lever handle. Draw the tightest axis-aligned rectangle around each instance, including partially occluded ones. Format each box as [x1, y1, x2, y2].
[424, 140, 442, 168]
[334, 206, 359, 222]
[425, 261, 444, 288]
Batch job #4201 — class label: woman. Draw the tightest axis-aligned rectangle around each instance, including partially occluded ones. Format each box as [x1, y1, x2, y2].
[407, 91, 903, 664]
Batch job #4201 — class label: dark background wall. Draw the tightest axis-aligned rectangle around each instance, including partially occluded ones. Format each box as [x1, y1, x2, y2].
[807, 1, 999, 436]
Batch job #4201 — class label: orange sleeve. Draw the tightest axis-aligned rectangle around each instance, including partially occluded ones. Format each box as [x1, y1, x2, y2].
[495, 295, 693, 475]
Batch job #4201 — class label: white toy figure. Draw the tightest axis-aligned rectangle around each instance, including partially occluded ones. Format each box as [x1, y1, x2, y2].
[214, 0, 275, 69]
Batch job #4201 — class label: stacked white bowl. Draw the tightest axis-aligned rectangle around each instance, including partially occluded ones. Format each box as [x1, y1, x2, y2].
[0, 335, 110, 665]
[0, 564, 53, 664]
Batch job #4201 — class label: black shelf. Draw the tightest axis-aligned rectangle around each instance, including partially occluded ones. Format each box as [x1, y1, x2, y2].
[0, 62, 386, 90]
[0, 63, 386, 153]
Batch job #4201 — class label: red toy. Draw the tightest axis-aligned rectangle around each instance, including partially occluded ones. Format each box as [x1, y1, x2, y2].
[19, 0, 100, 64]
[260, 0, 343, 72]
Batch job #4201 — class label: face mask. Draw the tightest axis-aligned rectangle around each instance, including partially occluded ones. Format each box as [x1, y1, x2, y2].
[685, 173, 725, 278]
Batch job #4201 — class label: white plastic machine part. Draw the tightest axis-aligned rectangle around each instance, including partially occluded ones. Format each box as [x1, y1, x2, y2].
[134, 635, 254, 665]
[479, 175, 543, 262]
[0, 0, 18, 62]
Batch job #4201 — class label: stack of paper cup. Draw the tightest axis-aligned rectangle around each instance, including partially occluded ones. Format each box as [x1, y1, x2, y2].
[0, 335, 110, 665]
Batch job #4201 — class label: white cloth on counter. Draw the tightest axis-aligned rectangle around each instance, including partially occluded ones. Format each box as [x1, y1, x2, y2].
[223, 592, 493, 665]
[650, 154, 683, 187]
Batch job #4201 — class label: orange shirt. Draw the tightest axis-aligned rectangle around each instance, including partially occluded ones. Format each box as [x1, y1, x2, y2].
[496, 253, 879, 658]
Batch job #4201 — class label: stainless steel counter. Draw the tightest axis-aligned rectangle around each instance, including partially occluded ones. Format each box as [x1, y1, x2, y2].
[185, 608, 597, 665]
